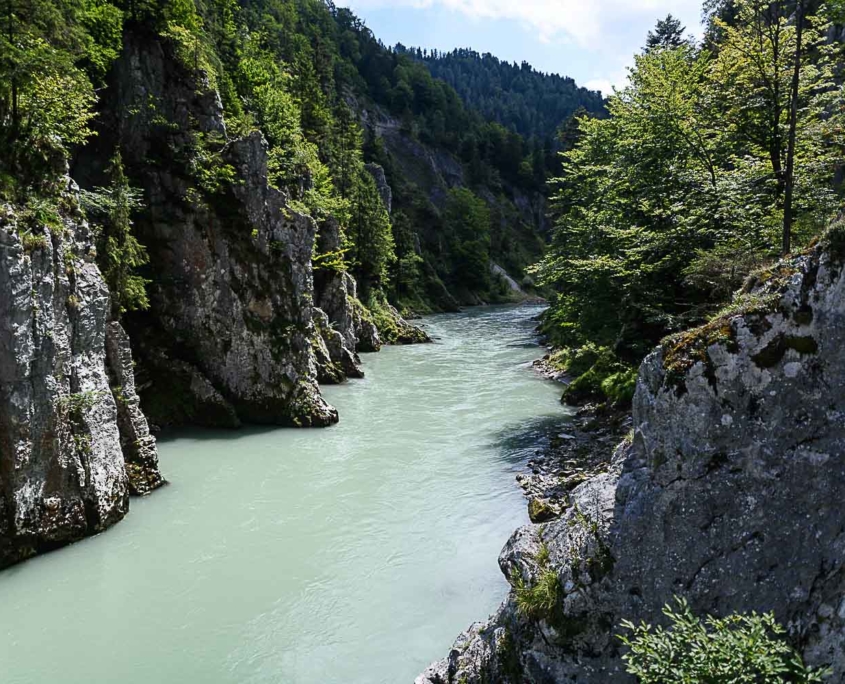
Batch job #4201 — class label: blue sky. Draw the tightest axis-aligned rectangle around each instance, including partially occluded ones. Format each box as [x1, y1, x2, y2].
[334, 0, 706, 95]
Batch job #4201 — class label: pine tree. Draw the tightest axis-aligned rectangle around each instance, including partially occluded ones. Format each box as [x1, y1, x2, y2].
[98, 151, 150, 319]
[645, 14, 688, 51]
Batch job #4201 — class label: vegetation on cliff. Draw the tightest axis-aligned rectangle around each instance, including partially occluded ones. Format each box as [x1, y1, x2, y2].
[621, 599, 829, 683]
[535, 0, 845, 406]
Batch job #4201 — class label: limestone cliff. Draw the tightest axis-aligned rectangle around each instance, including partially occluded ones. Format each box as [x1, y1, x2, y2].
[418, 231, 845, 682]
[77, 32, 338, 427]
[0, 192, 163, 569]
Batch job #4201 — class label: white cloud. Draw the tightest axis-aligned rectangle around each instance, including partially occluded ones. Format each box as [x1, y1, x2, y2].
[585, 65, 632, 96]
[583, 78, 614, 96]
[337, 0, 703, 47]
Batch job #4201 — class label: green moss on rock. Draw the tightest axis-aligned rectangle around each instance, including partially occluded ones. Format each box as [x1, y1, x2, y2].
[528, 498, 559, 523]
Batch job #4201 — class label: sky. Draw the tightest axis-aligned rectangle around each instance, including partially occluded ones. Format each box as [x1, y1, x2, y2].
[333, 0, 706, 96]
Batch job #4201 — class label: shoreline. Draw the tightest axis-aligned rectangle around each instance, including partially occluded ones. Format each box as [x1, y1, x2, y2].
[519, 348, 631, 522]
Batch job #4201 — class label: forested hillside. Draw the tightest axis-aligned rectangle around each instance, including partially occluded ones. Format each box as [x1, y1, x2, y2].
[409, 47, 606, 141]
[0, 0, 558, 319]
[534, 1, 845, 407]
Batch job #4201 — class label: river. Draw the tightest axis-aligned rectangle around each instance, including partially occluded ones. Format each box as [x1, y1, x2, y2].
[0, 305, 568, 684]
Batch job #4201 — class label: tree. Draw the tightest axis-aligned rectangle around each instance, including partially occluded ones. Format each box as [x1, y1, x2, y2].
[82, 152, 150, 318]
[645, 14, 688, 51]
[443, 188, 491, 292]
[535, 0, 843, 395]
[534, 45, 726, 356]
[782, 0, 805, 254]
[0, 0, 103, 192]
[348, 169, 395, 297]
[709, 0, 838, 252]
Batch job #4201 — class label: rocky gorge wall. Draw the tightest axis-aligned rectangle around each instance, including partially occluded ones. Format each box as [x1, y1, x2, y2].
[0, 190, 163, 569]
[418, 233, 845, 682]
[74, 31, 429, 430]
[76, 32, 339, 429]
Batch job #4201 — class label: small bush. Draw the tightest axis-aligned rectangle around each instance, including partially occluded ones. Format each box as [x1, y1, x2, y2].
[562, 347, 634, 406]
[513, 543, 559, 622]
[513, 567, 559, 622]
[601, 368, 638, 405]
[21, 232, 49, 252]
[620, 598, 830, 683]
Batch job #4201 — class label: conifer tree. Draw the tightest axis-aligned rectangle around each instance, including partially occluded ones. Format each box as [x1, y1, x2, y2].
[97, 151, 150, 319]
[645, 14, 688, 51]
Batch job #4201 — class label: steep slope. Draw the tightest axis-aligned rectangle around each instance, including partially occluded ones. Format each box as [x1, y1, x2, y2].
[76, 31, 343, 429]
[418, 229, 845, 682]
[412, 48, 606, 141]
[363, 102, 548, 311]
[0, 188, 163, 569]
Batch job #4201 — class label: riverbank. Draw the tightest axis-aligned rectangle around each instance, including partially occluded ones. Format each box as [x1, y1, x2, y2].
[515, 352, 631, 523]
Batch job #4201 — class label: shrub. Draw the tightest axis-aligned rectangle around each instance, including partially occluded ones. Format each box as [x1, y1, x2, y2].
[513, 567, 559, 622]
[513, 543, 559, 622]
[561, 347, 634, 406]
[601, 368, 638, 405]
[619, 598, 830, 683]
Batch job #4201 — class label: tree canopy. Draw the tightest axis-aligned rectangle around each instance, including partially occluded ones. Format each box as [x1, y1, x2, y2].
[535, 0, 844, 401]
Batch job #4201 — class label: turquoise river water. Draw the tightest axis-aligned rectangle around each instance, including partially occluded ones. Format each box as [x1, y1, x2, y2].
[0, 305, 568, 684]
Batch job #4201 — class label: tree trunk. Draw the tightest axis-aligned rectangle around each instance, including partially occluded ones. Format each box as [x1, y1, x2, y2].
[783, 0, 805, 255]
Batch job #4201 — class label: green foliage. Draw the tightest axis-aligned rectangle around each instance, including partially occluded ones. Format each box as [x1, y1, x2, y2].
[536, 2, 843, 373]
[562, 349, 631, 406]
[411, 47, 606, 142]
[188, 131, 236, 197]
[364, 293, 428, 345]
[513, 568, 560, 622]
[443, 188, 491, 292]
[620, 598, 830, 683]
[513, 544, 560, 622]
[0, 0, 124, 195]
[81, 152, 150, 317]
[601, 369, 638, 405]
[348, 171, 395, 296]
[59, 389, 104, 418]
[17, 195, 63, 235]
[20, 231, 49, 252]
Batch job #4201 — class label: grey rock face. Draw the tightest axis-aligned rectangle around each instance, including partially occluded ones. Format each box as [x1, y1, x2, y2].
[88, 33, 337, 428]
[490, 263, 524, 295]
[352, 298, 382, 353]
[313, 218, 365, 378]
[312, 308, 362, 383]
[134, 352, 241, 430]
[419, 243, 845, 682]
[104, 322, 164, 495]
[0, 201, 147, 568]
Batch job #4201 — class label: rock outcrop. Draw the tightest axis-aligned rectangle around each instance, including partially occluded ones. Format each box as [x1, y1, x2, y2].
[313, 217, 366, 378]
[0, 196, 163, 569]
[419, 234, 845, 682]
[104, 321, 164, 494]
[78, 32, 337, 428]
